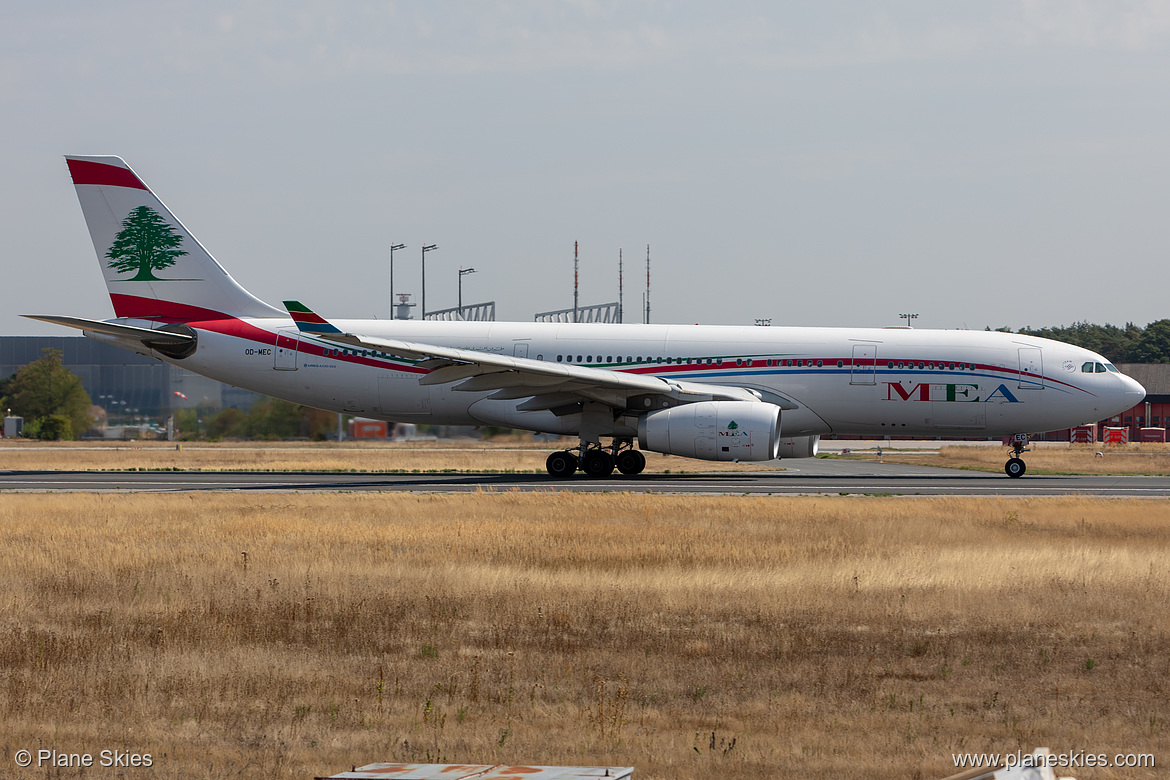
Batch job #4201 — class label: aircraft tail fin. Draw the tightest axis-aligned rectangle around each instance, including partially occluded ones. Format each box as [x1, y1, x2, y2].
[65, 155, 282, 322]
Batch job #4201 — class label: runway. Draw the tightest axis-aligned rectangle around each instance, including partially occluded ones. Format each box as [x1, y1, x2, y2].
[4, 457, 1170, 496]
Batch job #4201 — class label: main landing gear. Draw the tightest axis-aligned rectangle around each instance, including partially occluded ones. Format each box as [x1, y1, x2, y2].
[545, 439, 647, 479]
[1005, 433, 1029, 478]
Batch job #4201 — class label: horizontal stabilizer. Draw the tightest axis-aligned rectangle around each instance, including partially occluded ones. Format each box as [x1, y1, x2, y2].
[22, 314, 195, 344]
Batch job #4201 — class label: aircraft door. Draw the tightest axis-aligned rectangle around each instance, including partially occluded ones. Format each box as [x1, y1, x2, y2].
[1018, 348, 1043, 389]
[850, 344, 877, 385]
[274, 331, 299, 371]
[513, 341, 530, 359]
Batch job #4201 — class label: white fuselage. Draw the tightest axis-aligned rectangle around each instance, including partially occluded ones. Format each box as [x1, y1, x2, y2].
[124, 317, 1144, 442]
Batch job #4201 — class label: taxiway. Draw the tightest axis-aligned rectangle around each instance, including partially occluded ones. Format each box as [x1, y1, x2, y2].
[3, 458, 1169, 496]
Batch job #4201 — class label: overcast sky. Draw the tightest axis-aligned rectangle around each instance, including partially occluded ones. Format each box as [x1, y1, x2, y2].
[4, 1, 1169, 335]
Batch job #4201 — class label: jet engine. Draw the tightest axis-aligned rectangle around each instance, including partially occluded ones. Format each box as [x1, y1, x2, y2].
[637, 401, 781, 461]
[776, 435, 820, 459]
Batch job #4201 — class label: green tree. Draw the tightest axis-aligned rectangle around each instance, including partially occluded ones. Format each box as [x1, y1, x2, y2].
[105, 205, 188, 280]
[172, 400, 327, 441]
[244, 398, 304, 439]
[5, 349, 92, 439]
[207, 407, 246, 440]
[1011, 321, 1142, 363]
[1131, 319, 1170, 363]
[36, 414, 74, 441]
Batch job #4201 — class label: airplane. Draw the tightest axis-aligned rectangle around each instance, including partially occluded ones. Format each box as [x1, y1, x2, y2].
[26, 155, 1146, 479]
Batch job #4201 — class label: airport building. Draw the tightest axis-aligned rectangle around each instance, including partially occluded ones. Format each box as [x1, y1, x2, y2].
[0, 336, 262, 427]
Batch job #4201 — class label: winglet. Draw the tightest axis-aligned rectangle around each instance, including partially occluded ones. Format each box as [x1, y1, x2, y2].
[283, 300, 343, 334]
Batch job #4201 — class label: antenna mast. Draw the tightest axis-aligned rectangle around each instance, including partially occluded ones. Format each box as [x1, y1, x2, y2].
[644, 244, 651, 324]
[618, 248, 623, 324]
[573, 240, 579, 324]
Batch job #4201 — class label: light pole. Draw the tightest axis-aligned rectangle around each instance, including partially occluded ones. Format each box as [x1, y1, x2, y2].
[389, 243, 406, 318]
[899, 313, 919, 328]
[458, 267, 476, 315]
[421, 244, 438, 318]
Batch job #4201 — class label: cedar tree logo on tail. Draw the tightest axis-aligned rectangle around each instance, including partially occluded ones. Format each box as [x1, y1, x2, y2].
[105, 206, 189, 281]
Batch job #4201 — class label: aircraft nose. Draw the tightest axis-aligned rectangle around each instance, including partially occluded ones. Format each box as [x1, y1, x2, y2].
[1121, 374, 1146, 405]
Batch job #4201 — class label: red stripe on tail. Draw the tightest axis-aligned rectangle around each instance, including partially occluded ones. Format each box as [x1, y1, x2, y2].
[66, 159, 148, 190]
[109, 293, 232, 322]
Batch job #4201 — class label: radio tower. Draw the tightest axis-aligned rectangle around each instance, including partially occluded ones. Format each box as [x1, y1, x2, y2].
[644, 244, 651, 324]
[618, 248, 623, 324]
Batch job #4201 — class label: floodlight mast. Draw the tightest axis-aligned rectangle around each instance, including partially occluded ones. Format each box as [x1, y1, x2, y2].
[389, 243, 406, 318]
[458, 267, 477, 313]
[421, 244, 438, 318]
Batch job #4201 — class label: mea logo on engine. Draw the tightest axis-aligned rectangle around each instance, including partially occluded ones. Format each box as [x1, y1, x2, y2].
[720, 420, 748, 436]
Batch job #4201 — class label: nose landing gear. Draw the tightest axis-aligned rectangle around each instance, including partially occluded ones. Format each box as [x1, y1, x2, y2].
[1005, 434, 1030, 478]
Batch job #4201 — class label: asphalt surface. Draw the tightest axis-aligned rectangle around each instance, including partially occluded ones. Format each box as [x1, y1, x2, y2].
[3, 457, 1169, 496]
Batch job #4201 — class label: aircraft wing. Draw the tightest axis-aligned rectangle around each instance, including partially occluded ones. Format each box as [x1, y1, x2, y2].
[284, 301, 760, 411]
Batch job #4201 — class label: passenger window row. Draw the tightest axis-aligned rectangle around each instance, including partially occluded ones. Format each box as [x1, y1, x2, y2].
[334, 343, 982, 374]
[548, 354, 977, 371]
[554, 355, 729, 366]
[886, 361, 973, 371]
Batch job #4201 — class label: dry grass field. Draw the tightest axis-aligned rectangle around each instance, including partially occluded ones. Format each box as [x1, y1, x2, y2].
[875, 443, 1170, 476]
[0, 493, 1166, 779]
[0, 439, 776, 474]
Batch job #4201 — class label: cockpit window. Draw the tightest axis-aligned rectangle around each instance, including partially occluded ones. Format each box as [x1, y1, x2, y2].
[1081, 362, 1094, 373]
[1104, 363, 1120, 373]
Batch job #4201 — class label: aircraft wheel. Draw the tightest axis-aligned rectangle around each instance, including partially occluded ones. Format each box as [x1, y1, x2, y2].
[1005, 457, 1027, 478]
[546, 451, 578, 479]
[616, 449, 646, 475]
[581, 449, 615, 478]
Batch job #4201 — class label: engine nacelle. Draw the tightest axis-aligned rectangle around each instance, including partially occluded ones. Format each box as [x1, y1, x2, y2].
[776, 435, 819, 459]
[637, 401, 781, 461]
